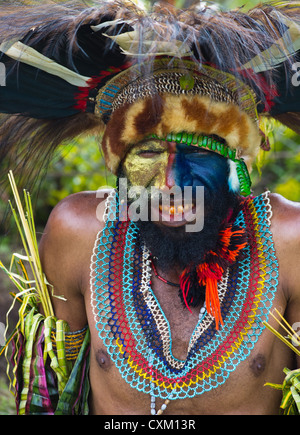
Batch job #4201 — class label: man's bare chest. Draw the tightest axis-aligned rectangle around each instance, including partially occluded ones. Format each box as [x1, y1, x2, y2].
[86, 282, 291, 415]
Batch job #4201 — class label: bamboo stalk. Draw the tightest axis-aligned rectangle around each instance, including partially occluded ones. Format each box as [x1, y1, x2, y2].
[7, 171, 54, 317]
[263, 319, 300, 357]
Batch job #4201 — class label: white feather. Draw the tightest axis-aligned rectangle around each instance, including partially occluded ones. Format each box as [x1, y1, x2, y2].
[0, 41, 90, 87]
[103, 29, 192, 58]
[228, 160, 240, 193]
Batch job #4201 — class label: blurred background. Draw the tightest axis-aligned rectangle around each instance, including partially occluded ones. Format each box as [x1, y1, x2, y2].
[1, 0, 300, 414]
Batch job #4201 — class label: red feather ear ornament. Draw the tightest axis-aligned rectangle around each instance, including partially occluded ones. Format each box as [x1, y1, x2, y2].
[179, 224, 247, 329]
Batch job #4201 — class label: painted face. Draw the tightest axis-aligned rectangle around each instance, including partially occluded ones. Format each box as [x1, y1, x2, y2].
[121, 139, 230, 227]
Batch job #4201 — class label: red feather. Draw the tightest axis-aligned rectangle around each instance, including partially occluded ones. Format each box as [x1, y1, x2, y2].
[179, 224, 247, 329]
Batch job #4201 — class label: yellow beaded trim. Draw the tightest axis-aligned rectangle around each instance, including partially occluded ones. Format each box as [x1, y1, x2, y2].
[51, 327, 88, 362]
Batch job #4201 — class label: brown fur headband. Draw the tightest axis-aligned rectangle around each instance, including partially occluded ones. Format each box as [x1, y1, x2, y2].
[99, 60, 260, 174]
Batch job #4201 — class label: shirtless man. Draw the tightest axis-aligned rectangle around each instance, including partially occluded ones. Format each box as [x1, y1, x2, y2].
[39, 139, 300, 415]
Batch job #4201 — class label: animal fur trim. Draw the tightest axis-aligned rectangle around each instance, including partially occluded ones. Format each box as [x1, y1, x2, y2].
[101, 94, 260, 174]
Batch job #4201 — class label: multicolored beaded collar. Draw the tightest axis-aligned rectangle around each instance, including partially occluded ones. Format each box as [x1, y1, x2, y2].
[90, 190, 278, 413]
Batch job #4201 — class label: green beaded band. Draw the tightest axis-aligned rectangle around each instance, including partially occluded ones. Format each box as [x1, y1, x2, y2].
[235, 160, 252, 196]
[149, 132, 252, 196]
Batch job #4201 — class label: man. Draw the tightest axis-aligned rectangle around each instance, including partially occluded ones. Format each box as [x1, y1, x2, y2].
[38, 137, 300, 416]
[1, 0, 300, 415]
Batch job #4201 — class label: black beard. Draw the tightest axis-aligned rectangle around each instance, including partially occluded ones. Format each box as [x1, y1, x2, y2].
[135, 188, 241, 272]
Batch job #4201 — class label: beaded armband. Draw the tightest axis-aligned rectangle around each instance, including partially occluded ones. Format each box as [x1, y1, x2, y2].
[149, 132, 252, 196]
[51, 326, 88, 362]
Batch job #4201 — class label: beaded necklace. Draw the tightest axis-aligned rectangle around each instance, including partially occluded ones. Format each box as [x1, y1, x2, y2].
[90, 190, 278, 414]
[150, 259, 180, 288]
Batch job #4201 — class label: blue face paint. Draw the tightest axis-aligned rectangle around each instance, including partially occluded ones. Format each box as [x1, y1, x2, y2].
[174, 144, 230, 197]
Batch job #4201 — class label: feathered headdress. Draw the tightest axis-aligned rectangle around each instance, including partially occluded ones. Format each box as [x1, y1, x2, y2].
[0, 0, 300, 192]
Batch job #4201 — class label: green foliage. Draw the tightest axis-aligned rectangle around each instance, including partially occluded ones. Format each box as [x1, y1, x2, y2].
[44, 136, 116, 205]
[33, 135, 116, 225]
[251, 123, 300, 202]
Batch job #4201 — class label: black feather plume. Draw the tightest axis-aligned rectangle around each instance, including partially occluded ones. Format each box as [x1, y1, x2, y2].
[0, 0, 299, 195]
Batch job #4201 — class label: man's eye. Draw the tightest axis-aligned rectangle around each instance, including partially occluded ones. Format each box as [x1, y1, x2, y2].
[185, 148, 212, 156]
[137, 151, 163, 158]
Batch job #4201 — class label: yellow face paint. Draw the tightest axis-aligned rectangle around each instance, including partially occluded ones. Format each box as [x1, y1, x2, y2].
[123, 140, 169, 189]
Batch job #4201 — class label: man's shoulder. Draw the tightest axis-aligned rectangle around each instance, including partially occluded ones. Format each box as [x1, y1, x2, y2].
[45, 189, 112, 236]
[39, 189, 113, 269]
[269, 192, 300, 227]
[269, 192, 300, 299]
[269, 192, 300, 244]
[39, 189, 113, 299]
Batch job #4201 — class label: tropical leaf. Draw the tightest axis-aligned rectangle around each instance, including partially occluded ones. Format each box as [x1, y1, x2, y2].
[264, 309, 300, 415]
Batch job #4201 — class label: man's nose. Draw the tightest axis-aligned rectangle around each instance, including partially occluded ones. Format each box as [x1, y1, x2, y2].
[165, 152, 176, 188]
